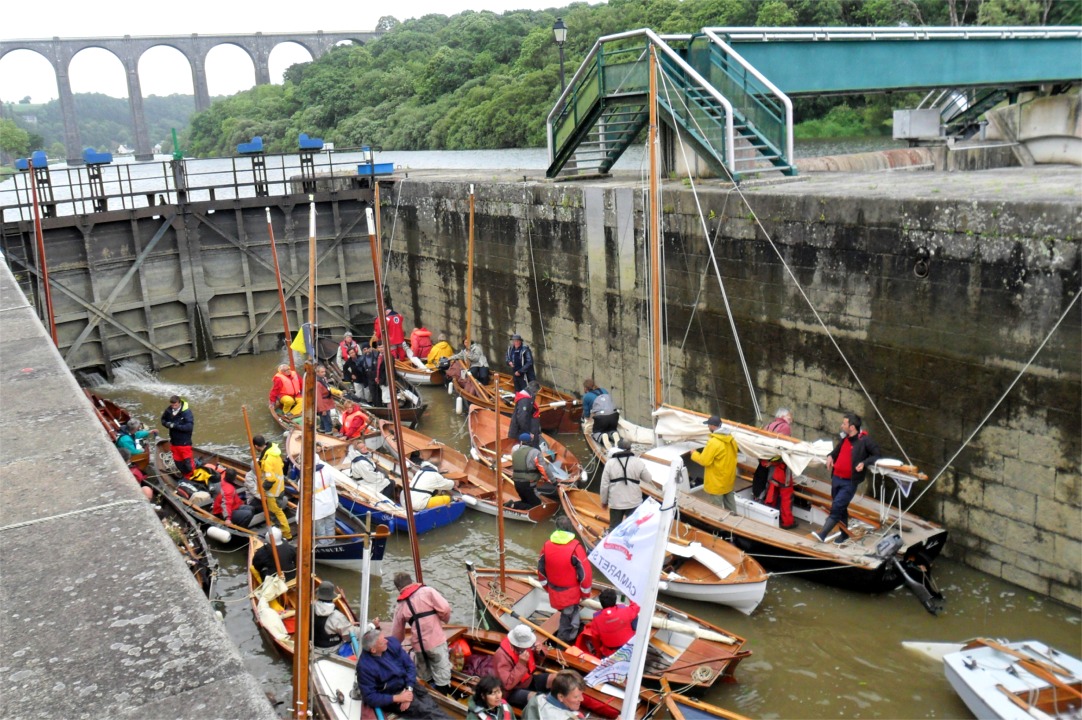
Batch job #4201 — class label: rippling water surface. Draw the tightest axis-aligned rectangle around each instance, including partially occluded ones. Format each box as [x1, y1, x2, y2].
[92, 355, 1079, 719]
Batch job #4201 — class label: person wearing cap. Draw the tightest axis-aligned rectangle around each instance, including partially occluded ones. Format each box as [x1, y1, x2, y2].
[160, 395, 195, 478]
[356, 622, 449, 717]
[338, 331, 361, 369]
[507, 381, 541, 448]
[522, 669, 587, 720]
[537, 516, 592, 644]
[251, 526, 297, 582]
[425, 332, 454, 369]
[269, 363, 303, 415]
[348, 442, 396, 501]
[599, 438, 650, 532]
[390, 572, 454, 694]
[509, 433, 547, 510]
[373, 306, 407, 361]
[313, 581, 358, 654]
[491, 624, 553, 708]
[406, 451, 455, 510]
[691, 415, 740, 514]
[115, 418, 157, 455]
[252, 434, 292, 540]
[448, 338, 491, 385]
[505, 333, 535, 393]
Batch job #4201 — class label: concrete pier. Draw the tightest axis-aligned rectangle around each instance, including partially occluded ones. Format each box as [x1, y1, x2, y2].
[0, 261, 276, 719]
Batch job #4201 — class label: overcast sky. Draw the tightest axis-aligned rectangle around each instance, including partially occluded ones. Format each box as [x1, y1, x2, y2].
[0, 0, 574, 103]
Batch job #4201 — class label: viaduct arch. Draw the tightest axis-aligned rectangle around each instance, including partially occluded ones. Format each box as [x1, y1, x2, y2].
[0, 31, 381, 163]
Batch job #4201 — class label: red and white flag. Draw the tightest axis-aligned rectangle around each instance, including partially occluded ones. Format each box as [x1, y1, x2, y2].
[587, 498, 662, 606]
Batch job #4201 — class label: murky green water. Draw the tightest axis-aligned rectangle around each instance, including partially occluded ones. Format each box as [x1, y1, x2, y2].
[89, 353, 1080, 719]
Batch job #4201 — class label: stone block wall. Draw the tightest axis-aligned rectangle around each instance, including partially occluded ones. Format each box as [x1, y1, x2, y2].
[380, 174, 1081, 607]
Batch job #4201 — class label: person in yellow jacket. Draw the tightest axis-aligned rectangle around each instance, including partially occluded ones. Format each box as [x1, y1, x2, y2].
[253, 434, 292, 540]
[425, 332, 454, 369]
[690, 415, 739, 514]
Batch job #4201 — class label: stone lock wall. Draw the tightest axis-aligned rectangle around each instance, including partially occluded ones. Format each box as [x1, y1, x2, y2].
[381, 172, 1081, 607]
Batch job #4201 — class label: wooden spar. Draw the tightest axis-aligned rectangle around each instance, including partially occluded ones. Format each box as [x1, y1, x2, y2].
[367, 184, 424, 582]
[27, 158, 57, 346]
[648, 48, 662, 413]
[266, 207, 295, 373]
[494, 371, 506, 593]
[466, 185, 475, 345]
[291, 200, 318, 720]
[241, 405, 283, 578]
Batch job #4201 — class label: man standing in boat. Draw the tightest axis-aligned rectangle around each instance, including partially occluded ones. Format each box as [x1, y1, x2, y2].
[373, 305, 407, 361]
[505, 333, 536, 392]
[599, 438, 650, 532]
[813, 413, 881, 544]
[509, 433, 547, 510]
[538, 516, 592, 644]
[389, 571, 454, 695]
[252, 435, 292, 541]
[508, 382, 541, 448]
[161, 395, 195, 479]
[691, 415, 739, 514]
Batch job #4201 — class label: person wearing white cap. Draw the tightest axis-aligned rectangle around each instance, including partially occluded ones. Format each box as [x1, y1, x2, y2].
[251, 526, 297, 582]
[691, 414, 739, 514]
[491, 624, 553, 708]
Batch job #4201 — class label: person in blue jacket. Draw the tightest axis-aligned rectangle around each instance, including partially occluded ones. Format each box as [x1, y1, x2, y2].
[505, 333, 535, 392]
[356, 623, 450, 717]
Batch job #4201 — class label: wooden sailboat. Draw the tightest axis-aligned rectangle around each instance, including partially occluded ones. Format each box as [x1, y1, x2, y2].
[466, 564, 749, 690]
[146, 479, 219, 598]
[446, 359, 581, 433]
[85, 389, 150, 470]
[558, 486, 768, 614]
[465, 405, 588, 487]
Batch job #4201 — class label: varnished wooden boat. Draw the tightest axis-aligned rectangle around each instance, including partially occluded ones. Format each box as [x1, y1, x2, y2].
[151, 439, 389, 572]
[605, 406, 948, 610]
[84, 389, 150, 470]
[282, 429, 468, 535]
[559, 486, 768, 614]
[247, 537, 357, 660]
[269, 373, 429, 431]
[374, 419, 560, 524]
[445, 359, 582, 433]
[394, 356, 445, 385]
[466, 563, 750, 690]
[466, 405, 588, 487]
[147, 479, 219, 598]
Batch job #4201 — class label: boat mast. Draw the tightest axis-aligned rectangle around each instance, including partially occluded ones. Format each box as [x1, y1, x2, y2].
[493, 372, 506, 593]
[367, 184, 425, 582]
[648, 48, 663, 412]
[466, 185, 475, 345]
[241, 405, 284, 578]
[291, 199, 318, 720]
[266, 207, 295, 373]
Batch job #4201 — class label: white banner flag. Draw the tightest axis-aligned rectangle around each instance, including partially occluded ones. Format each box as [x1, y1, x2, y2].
[584, 639, 634, 687]
[587, 498, 662, 605]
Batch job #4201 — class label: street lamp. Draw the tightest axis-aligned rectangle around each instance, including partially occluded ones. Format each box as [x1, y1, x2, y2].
[553, 17, 567, 92]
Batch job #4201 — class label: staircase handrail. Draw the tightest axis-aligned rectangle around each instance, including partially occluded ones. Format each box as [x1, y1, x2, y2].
[701, 29, 793, 169]
[547, 28, 735, 175]
[703, 25, 1082, 42]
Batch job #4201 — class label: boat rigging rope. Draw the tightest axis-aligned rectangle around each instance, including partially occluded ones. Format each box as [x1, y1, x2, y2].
[899, 290, 1081, 515]
[651, 53, 907, 457]
[521, 179, 561, 392]
[0, 498, 145, 532]
[380, 178, 408, 286]
[655, 49, 764, 420]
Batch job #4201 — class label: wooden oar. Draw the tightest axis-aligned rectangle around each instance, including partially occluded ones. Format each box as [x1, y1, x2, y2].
[996, 684, 1054, 720]
[974, 639, 1077, 679]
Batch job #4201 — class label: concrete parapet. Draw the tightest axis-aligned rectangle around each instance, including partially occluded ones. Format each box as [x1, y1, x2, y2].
[0, 263, 277, 719]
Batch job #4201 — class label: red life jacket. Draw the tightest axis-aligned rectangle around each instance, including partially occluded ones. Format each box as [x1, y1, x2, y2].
[271, 370, 303, 401]
[593, 602, 639, 654]
[498, 637, 535, 678]
[410, 328, 433, 359]
[539, 538, 589, 609]
[341, 407, 368, 439]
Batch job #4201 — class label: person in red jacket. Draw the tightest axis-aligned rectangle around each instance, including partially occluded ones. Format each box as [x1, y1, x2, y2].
[211, 469, 252, 527]
[269, 363, 303, 414]
[339, 399, 369, 439]
[537, 516, 592, 644]
[373, 306, 407, 360]
[490, 625, 553, 708]
[582, 589, 639, 657]
[409, 327, 433, 362]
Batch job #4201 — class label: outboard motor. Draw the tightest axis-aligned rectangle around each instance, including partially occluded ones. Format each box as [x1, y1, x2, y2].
[876, 534, 944, 615]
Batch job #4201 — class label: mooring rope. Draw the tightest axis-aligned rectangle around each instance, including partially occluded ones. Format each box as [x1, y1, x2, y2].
[0, 498, 145, 532]
[900, 290, 1081, 514]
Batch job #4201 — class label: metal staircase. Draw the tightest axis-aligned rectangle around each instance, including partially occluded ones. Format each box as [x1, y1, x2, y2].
[546, 29, 795, 181]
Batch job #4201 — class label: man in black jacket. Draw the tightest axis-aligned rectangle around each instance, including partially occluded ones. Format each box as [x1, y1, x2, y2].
[812, 413, 881, 544]
[161, 395, 195, 478]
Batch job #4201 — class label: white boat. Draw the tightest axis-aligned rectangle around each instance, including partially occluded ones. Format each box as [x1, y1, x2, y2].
[943, 638, 1082, 719]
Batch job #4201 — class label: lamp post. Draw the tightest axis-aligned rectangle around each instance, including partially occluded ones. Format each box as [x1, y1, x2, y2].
[553, 17, 567, 92]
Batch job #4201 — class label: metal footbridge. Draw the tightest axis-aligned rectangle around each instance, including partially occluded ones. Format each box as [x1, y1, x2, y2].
[546, 26, 1082, 181]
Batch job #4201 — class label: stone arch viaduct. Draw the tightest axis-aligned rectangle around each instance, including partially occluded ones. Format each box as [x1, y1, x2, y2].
[0, 32, 381, 163]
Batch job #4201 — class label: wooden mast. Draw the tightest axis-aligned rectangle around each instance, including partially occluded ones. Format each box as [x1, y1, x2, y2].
[241, 405, 283, 578]
[291, 199, 318, 720]
[648, 48, 663, 413]
[28, 157, 57, 346]
[368, 183, 425, 582]
[266, 208, 295, 373]
[465, 185, 475, 345]
[493, 372, 506, 593]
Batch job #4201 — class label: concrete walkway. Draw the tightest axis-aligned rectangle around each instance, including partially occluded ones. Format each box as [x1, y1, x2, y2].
[0, 262, 277, 719]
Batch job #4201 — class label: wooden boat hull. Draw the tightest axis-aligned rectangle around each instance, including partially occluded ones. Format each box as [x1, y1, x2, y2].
[467, 564, 749, 690]
[152, 440, 388, 573]
[446, 359, 582, 433]
[395, 357, 445, 385]
[283, 429, 468, 535]
[376, 419, 560, 524]
[559, 487, 768, 615]
[84, 389, 150, 470]
[943, 639, 1082, 720]
[148, 479, 219, 598]
[466, 405, 588, 487]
